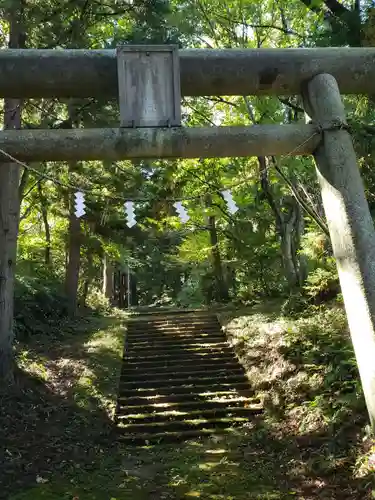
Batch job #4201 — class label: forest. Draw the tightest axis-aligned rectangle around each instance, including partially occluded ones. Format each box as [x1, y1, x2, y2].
[1, 0, 375, 498]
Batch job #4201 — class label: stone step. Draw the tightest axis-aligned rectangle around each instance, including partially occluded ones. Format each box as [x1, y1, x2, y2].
[118, 373, 249, 390]
[121, 360, 240, 376]
[128, 326, 220, 335]
[118, 385, 254, 403]
[127, 332, 224, 342]
[123, 354, 237, 369]
[117, 397, 260, 414]
[120, 366, 245, 383]
[128, 318, 219, 327]
[116, 426, 241, 445]
[125, 341, 230, 354]
[128, 321, 221, 332]
[125, 335, 226, 348]
[124, 347, 236, 362]
[116, 405, 263, 424]
[117, 415, 251, 434]
[129, 311, 215, 320]
[116, 312, 255, 444]
[127, 331, 224, 342]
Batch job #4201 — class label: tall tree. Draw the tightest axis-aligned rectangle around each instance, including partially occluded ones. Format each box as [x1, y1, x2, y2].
[0, 0, 25, 385]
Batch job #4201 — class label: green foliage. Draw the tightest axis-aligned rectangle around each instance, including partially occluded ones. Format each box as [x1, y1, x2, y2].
[281, 291, 309, 317]
[304, 265, 339, 302]
[282, 306, 366, 428]
[176, 268, 207, 307]
[8, 0, 375, 314]
[85, 287, 112, 315]
[9, 0, 350, 313]
[14, 265, 69, 338]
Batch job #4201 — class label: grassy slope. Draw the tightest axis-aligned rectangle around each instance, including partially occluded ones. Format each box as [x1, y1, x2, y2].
[2, 304, 375, 499]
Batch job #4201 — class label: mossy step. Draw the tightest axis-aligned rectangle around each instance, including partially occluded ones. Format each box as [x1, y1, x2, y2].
[121, 361, 241, 376]
[128, 317, 217, 325]
[126, 337, 226, 348]
[128, 329, 221, 337]
[127, 334, 225, 344]
[116, 426, 243, 445]
[122, 359, 239, 373]
[128, 326, 220, 334]
[128, 325, 221, 333]
[130, 306, 209, 313]
[128, 318, 219, 327]
[116, 396, 259, 414]
[117, 405, 263, 424]
[120, 366, 245, 383]
[124, 346, 236, 362]
[124, 347, 233, 359]
[125, 341, 229, 353]
[127, 331, 224, 341]
[117, 415, 251, 434]
[128, 323, 220, 331]
[123, 354, 237, 368]
[119, 373, 249, 390]
[118, 384, 253, 402]
[128, 311, 216, 319]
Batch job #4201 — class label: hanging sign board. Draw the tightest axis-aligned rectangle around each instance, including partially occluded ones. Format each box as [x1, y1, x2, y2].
[117, 45, 181, 128]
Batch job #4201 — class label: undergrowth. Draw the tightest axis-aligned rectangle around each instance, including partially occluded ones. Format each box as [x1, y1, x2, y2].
[220, 302, 375, 487]
[14, 264, 117, 340]
[14, 266, 70, 338]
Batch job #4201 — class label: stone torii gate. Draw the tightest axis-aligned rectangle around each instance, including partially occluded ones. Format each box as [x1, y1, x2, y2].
[2, 46, 375, 429]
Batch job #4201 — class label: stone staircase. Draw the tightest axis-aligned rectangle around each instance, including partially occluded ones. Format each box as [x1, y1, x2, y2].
[114, 311, 262, 444]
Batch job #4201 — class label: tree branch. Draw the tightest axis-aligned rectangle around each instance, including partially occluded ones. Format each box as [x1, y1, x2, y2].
[299, 0, 349, 16]
[19, 202, 35, 221]
[278, 97, 304, 114]
[258, 156, 283, 231]
[324, 0, 349, 16]
[271, 157, 329, 236]
[206, 97, 239, 108]
[18, 168, 29, 201]
[213, 13, 305, 38]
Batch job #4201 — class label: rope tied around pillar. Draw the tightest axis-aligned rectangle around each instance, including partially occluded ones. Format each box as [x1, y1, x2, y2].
[307, 118, 351, 135]
[317, 118, 351, 134]
[307, 118, 352, 154]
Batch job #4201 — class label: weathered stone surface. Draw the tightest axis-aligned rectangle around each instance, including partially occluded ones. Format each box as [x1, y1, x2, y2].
[0, 48, 375, 97]
[0, 124, 319, 161]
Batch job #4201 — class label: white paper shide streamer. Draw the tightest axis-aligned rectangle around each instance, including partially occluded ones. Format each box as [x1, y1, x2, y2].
[74, 191, 86, 218]
[174, 201, 190, 223]
[124, 201, 136, 228]
[221, 189, 238, 214]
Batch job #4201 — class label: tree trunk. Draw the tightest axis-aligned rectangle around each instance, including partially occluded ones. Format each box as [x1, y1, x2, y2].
[279, 197, 306, 289]
[280, 217, 299, 289]
[130, 272, 138, 306]
[293, 202, 308, 285]
[81, 249, 93, 308]
[206, 196, 229, 303]
[65, 188, 81, 315]
[102, 253, 113, 300]
[259, 156, 305, 290]
[0, 0, 25, 386]
[37, 181, 51, 266]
